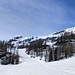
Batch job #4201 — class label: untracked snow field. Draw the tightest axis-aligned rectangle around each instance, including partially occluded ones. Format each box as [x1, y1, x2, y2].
[0, 49, 75, 75]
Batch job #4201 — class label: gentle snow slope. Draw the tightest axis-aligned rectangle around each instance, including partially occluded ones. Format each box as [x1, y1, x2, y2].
[0, 49, 75, 75]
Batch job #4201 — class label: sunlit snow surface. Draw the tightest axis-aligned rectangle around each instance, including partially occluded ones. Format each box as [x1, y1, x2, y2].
[0, 49, 75, 75]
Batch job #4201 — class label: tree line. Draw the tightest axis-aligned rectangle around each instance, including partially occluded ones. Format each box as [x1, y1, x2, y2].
[25, 32, 75, 62]
[0, 41, 19, 65]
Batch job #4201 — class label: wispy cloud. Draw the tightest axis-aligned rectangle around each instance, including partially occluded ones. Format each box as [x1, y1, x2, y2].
[0, 0, 75, 40]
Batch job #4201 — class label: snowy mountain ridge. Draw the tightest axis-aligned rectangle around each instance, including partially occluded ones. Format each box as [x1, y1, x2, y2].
[65, 27, 75, 33]
[9, 27, 75, 46]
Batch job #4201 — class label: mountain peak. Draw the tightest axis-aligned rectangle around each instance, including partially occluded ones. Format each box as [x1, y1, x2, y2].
[65, 27, 75, 33]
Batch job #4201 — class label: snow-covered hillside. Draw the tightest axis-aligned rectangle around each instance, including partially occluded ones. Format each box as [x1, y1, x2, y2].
[0, 49, 75, 75]
[8, 27, 75, 47]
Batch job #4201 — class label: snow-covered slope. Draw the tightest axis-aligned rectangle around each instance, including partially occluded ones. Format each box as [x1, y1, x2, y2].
[0, 49, 75, 75]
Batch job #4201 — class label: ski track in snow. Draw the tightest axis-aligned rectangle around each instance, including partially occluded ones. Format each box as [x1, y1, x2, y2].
[0, 49, 75, 75]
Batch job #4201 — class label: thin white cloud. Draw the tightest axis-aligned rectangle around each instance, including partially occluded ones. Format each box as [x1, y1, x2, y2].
[0, 0, 75, 40]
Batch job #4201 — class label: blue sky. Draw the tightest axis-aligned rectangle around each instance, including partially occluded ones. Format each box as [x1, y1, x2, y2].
[0, 0, 75, 40]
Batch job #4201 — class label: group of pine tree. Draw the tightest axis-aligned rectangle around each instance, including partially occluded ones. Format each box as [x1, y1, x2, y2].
[0, 41, 19, 65]
[0, 31, 75, 64]
[25, 32, 75, 62]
